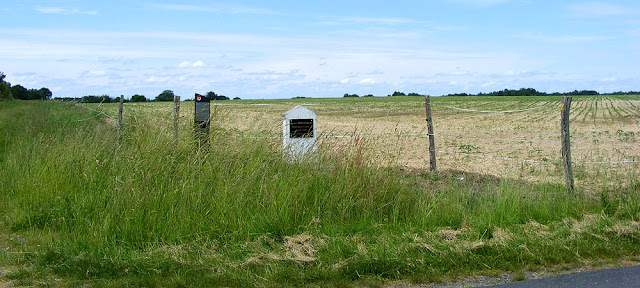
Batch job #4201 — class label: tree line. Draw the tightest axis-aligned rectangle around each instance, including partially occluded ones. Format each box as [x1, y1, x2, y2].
[342, 89, 639, 98]
[343, 91, 423, 98]
[1, 71, 241, 103]
[445, 88, 639, 97]
[54, 90, 236, 103]
[4, 70, 638, 103]
[0, 72, 52, 101]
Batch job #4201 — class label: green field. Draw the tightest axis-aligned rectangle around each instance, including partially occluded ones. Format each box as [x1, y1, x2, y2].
[1, 96, 639, 287]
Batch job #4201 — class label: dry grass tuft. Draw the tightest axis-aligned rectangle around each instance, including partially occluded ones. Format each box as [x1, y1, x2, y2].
[605, 221, 640, 237]
[283, 234, 317, 263]
[490, 228, 513, 247]
[436, 228, 462, 241]
[408, 234, 441, 254]
[522, 221, 552, 238]
[470, 241, 486, 250]
[244, 253, 282, 265]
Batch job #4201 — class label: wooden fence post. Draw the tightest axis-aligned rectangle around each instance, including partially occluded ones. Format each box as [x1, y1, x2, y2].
[561, 96, 574, 193]
[173, 95, 180, 139]
[117, 95, 124, 143]
[425, 95, 437, 171]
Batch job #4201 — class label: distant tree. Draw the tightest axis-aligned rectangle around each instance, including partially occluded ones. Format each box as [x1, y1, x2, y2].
[233, 97, 241, 100]
[0, 72, 12, 101]
[7, 83, 53, 100]
[392, 91, 406, 96]
[130, 94, 148, 102]
[38, 87, 52, 100]
[155, 89, 175, 101]
[54, 97, 81, 102]
[11, 85, 28, 100]
[567, 90, 598, 96]
[611, 91, 640, 95]
[27, 89, 40, 100]
[205, 91, 230, 100]
[81, 95, 114, 103]
[364, 94, 374, 97]
[407, 92, 423, 96]
[483, 88, 545, 97]
[343, 93, 359, 98]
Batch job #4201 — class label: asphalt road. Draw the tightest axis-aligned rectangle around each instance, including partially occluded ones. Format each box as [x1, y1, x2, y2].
[482, 265, 640, 288]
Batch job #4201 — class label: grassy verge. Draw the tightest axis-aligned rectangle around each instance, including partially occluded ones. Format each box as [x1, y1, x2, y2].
[1, 100, 639, 287]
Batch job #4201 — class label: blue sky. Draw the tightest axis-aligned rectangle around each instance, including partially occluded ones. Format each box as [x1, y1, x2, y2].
[1, 0, 639, 99]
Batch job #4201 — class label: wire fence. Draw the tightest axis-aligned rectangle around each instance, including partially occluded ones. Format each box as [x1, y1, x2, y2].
[61, 98, 640, 169]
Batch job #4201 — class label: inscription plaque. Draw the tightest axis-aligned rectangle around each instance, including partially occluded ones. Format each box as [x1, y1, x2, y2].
[290, 119, 314, 138]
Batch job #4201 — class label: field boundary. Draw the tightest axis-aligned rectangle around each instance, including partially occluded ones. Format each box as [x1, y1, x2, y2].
[60, 98, 640, 171]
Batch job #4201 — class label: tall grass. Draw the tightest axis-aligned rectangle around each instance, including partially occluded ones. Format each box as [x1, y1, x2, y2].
[1, 100, 639, 287]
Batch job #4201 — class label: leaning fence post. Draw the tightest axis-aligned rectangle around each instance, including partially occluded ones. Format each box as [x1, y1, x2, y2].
[117, 95, 124, 143]
[173, 95, 180, 139]
[425, 95, 437, 171]
[561, 96, 574, 193]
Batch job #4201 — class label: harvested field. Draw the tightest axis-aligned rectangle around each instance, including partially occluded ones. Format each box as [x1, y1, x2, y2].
[178, 95, 637, 192]
[108, 95, 640, 192]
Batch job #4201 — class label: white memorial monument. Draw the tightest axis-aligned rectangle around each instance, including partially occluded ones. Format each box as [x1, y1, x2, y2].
[282, 105, 317, 161]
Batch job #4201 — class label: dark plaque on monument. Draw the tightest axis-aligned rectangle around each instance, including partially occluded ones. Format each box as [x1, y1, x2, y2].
[290, 119, 314, 138]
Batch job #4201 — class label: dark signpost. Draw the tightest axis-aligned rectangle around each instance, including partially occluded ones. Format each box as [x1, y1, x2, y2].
[194, 93, 210, 148]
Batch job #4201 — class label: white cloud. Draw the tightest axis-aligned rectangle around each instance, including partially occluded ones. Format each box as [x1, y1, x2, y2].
[566, 2, 633, 18]
[359, 78, 376, 84]
[340, 79, 350, 84]
[179, 61, 206, 68]
[36, 7, 97, 15]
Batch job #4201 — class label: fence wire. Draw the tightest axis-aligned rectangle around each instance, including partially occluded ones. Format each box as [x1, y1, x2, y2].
[60, 99, 639, 166]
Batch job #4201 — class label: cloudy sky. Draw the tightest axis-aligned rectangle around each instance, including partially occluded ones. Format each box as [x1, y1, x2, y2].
[1, 1, 639, 99]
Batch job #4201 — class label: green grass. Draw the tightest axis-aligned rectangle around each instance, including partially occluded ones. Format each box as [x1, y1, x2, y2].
[1, 99, 639, 287]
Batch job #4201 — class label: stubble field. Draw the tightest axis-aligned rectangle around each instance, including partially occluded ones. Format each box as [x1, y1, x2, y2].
[123, 94, 640, 193]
